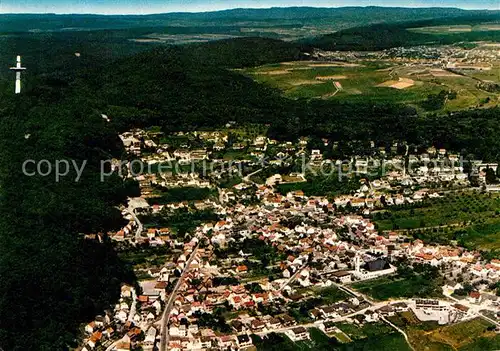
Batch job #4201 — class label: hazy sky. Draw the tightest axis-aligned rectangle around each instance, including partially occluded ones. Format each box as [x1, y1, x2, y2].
[0, 0, 498, 14]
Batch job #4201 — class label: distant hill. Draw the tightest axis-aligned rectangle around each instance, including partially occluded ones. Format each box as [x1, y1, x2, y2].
[157, 6, 493, 20]
[1, 7, 498, 33]
[303, 13, 500, 51]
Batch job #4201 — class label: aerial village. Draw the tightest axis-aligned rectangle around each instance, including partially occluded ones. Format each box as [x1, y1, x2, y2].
[80, 124, 500, 351]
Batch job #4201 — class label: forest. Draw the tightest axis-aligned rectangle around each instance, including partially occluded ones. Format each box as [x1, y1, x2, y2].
[0, 12, 500, 350]
[303, 14, 500, 50]
[0, 93, 137, 349]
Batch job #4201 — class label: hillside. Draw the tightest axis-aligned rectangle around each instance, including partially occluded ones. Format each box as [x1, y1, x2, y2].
[1, 7, 498, 38]
[2, 30, 500, 350]
[0, 36, 301, 350]
[304, 14, 500, 50]
[70, 37, 500, 161]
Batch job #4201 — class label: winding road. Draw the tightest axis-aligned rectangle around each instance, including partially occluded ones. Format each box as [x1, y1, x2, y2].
[126, 208, 143, 240]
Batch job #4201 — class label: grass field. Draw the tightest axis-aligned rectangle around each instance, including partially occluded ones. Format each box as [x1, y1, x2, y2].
[408, 24, 500, 35]
[401, 318, 500, 351]
[255, 319, 498, 351]
[373, 191, 500, 250]
[351, 274, 442, 300]
[315, 286, 351, 304]
[334, 322, 412, 350]
[388, 310, 440, 330]
[460, 222, 500, 250]
[255, 323, 412, 350]
[375, 192, 500, 231]
[243, 60, 500, 112]
[335, 322, 394, 340]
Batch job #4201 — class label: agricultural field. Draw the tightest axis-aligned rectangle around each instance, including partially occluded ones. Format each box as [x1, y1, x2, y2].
[460, 222, 500, 251]
[351, 274, 442, 300]
[242, 60, 500, 112]
[462, 62, 500, 82]
[334, 322, 412, 351]
[389, 315, 500, 351]
[375, 192, 500, 230]
[408, 23, 500, 35]
[373, 191, 500, 250]
[117, 245, 172, 273]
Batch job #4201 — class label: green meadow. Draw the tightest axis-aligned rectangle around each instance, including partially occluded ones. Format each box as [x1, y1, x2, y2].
[243, 60, 499, 113]
[408, 23, 500, 35]
[374, 192, 500, 231]
[373, 192, 500, 251]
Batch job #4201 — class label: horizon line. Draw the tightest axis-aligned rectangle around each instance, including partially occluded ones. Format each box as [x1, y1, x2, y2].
[1, 5, 498, 16]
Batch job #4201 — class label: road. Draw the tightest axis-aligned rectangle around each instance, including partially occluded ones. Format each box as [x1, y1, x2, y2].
[253, 300, 393, 337]
[255, 295, 498, 350]
[243, 168, 263, 184]
[104, 287, 137, 351]
[159, 245, 200, 351]
[127, 287, 137, 322]
[380, 315, 415, 351]
[126, 208, 143, 240]
[105, 340, 119, 351]
[278, 264, 307, 292]
[445, 293, 500, 327]
[335, 282, 365, 300]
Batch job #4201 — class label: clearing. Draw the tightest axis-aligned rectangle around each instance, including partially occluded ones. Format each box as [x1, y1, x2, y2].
[243, 59, 500, 112]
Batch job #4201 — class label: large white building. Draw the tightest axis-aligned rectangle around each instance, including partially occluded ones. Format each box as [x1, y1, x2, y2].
[352, 254, 396, 280]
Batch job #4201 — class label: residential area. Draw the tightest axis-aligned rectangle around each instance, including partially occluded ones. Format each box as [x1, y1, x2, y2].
[80, 124, 500, 351]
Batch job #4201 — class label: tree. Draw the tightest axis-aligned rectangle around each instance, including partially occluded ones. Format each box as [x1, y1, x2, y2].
[485, 167, 497, 184]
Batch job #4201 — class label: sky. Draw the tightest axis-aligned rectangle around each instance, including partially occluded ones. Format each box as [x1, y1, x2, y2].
[0, 0, 498, 14]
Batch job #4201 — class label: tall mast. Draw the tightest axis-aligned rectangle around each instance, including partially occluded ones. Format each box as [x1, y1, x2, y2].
[10, 55, 27, 94]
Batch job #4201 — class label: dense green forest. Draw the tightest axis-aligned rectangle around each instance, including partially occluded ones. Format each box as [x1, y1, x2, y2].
[0, 7, 494, 33]
[1, 11, 500, 350]
[0, 92, 138, 349]
[86, 41, 500, 161]
[0, 35, 303, 351]
[304, 14, 500, 50]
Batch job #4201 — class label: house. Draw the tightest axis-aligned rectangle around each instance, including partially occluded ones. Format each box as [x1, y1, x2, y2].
[286, 327, 309, 341]
[320, 306, 340, 319]
[364, 310, 379, 322]
[279, 314, 296, 327]
[251, 319, 266, 332]
[229, 295, 243, 309]
[127, 327, 142, 340]
[147, 228, 158, 239]
[321, 321, 338, 334]
[218, 335, 236, 349]
[85, 321, 96, 334]
[353, 257, 396, 280]
[267, 317, 281, 329]
[200, 336, 213, 349]
[137, 295, 149, 304]
[87, 331, 102, 349]
[121, 285, 132, 298]
[330, 270, 352, 283]
[115, 339, 131, 351]
[236, 334, 253, 349]
[231, 319, 246, 333]
[143, 327, 157, 351]
[115, 310, 127, 323]
[309, 309, 322, 320]
[453, 303, 470, 316]
[95, 314, 109, 327]
[154, 281, 168, 293]
[103, 326, 114, 339]
[468, 291, 482, 304]
[378, 305, 395, 317]
[236, 265, 248, 274]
